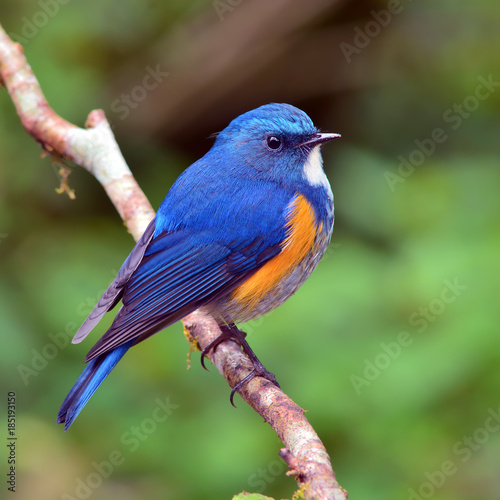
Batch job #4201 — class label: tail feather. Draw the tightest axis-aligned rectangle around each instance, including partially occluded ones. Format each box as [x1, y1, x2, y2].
[57, 340, 134, 430]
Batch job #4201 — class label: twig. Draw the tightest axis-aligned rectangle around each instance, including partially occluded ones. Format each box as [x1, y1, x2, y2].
[0, 24, 346, 500]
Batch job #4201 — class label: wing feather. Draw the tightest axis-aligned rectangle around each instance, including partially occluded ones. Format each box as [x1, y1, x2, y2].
[75, 173, 298, 362]
[84, 233, 283, 361]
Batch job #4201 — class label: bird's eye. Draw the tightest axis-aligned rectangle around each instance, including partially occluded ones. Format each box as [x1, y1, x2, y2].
[266, 135, 282, 150]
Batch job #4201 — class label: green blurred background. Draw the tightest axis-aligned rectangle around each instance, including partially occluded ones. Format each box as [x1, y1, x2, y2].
[1, 1, 499, 499]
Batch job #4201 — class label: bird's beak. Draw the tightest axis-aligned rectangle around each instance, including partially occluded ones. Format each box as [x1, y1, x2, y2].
[299, 132, 341, 148]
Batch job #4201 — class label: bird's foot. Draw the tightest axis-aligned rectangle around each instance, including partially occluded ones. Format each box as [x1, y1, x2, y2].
[200, 323, 280, 406]
[228, 358, 280, 407]
[200, 324, 240, 371]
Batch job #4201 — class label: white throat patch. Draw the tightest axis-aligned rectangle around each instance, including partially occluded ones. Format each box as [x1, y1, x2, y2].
[303, 146, 332, 196]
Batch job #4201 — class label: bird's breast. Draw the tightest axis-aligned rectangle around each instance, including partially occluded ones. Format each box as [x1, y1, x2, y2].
[219, 193, 333, 323]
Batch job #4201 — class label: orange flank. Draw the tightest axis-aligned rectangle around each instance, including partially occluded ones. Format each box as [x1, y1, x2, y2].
[231, 194, 319, 309]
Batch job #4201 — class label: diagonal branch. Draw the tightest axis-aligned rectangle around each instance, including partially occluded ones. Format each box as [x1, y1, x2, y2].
[0, 25, 346, 500]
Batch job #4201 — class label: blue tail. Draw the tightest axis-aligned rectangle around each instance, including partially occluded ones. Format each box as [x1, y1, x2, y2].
[57, 340, 134, 430]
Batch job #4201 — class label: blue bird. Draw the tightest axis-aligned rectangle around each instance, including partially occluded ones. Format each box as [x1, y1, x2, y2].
[57, 103, 340, 430]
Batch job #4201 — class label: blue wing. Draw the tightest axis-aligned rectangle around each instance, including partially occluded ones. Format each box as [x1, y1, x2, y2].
[58, 220, 285, 429]
[59, 157, 298, 429]
[78, 156, 297, 361]
[84, 228, 284, 361]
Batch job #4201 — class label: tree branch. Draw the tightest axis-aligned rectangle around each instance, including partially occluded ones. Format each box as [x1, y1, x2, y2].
[0, 25, 346, 500]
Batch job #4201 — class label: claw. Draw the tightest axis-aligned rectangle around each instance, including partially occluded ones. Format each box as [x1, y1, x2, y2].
[200, 349, 210, 371]
[230, 386, 239, 408]
[229, 367, 281, 406]
[229, 370, 256, 407]
[200, 323, 280, 406]
[199, 325, 235, 371]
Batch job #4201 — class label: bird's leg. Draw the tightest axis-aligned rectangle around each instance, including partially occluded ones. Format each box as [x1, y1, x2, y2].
[201, 323, 280, 406]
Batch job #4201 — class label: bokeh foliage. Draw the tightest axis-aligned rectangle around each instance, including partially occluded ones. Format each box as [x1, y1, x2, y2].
[1, 1, 499, 499]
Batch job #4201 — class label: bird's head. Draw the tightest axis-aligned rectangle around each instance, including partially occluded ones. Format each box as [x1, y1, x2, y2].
[211, 103, 340, 187]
